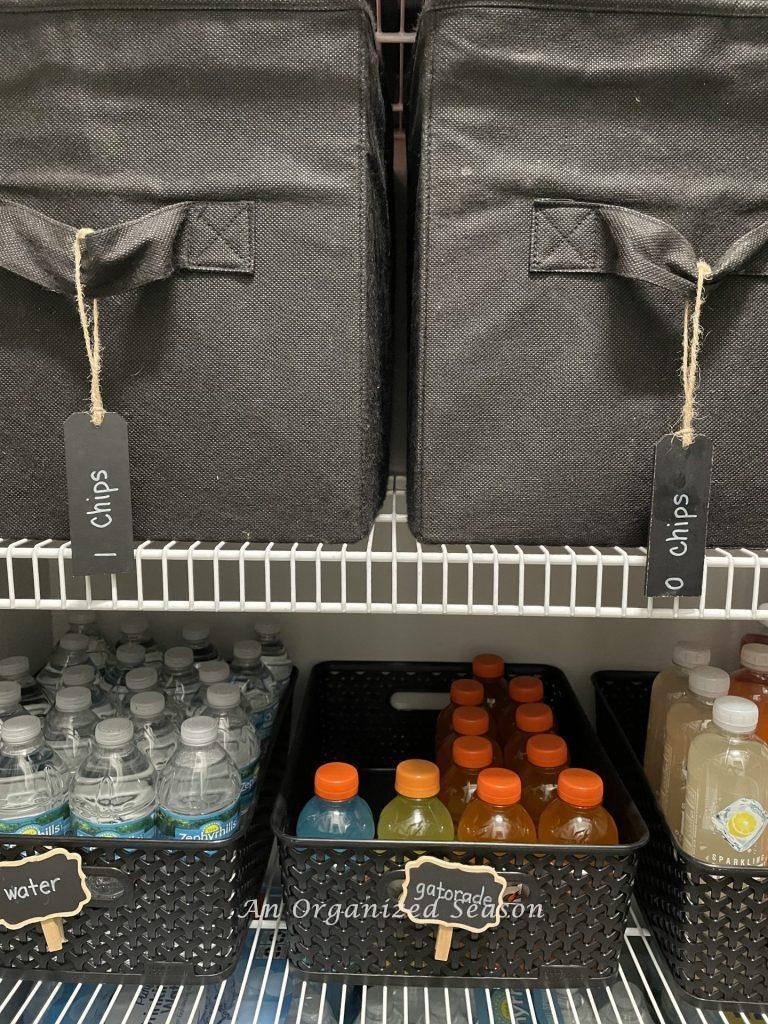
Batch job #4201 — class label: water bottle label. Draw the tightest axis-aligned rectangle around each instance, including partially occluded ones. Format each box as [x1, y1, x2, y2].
[74, 813, 156, 839]
[0, 803, 71, 836]
[240, 760, 260, 803]
[260, 656, 293, 684]
[250, 704, 277, 738]
[712, 798, 768, 853]
[157, 801, 239, 840]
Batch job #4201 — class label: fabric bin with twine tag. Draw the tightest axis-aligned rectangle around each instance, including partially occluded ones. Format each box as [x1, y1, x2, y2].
[408, 0, 768, 546]
[0, 0, 391, 545]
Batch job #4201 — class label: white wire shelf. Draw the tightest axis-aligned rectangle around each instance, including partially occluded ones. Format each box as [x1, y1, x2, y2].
[1, 479, 768, 618]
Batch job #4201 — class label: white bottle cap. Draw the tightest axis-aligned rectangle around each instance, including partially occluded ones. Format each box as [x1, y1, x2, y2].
[234, 640, 261, 662]
[62, 664, 96, 687]
[253, 622, 280, 641]
[68, 611, 96, 626]
[116, 642, 145, 667]
[198, 660, 231, 685]
[757, 602, 768, 628]
[0, 656, 29, 679]
[60, 633, 90, 653]
[181, 716, 218, 747]
[182, 624, 210, 644]
[689, 666, 731, 699]
[3, 715, 42, 744]
[126, 666, 158, 692]
[131, 691, 165, 719]
[96, 717, 134, 748]
[713, 696, 759, 734]
[0, 680, 21, 710]
[741, 643, 768, 672]
[164, 646, 194, 671]
[55, 686, 92, 713]
[121, 614, 149, 636]
[206, 682, 241, 710]
[672, 642, 710, 670]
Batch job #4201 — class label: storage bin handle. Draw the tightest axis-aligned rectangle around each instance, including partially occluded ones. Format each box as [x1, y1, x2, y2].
[530, 199, 768, 293]
[0, 198, 255, 298]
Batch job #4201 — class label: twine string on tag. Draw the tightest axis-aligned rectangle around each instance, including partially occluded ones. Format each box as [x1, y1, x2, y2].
[675, 259, 712, 448]
[73, 228, 104, 427]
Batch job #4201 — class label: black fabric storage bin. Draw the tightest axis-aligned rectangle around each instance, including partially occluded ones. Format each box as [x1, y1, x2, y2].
[0, 0, 391, 544]
[409, 0, 768, 547]
[273, 661, 648, 986]
[594, 671, 768, 1013]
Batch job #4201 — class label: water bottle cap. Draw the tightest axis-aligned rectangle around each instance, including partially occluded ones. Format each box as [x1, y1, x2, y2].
[452, 706, 489, 736]
[472, 653, 505, 680]
[557, 768, 604, 808]
[314, 762, 359, 801]
[450, 678, 484, 706]
[206, 682, 241, 709]
[125, 666, 158, 692]
[526, 733, 568, 768]
[131, 691, 165, 719]
[508, 675, 544, 704]
[689, 665, 731, 699]
[2, 715, 42, 745]
[181, 716, 218, 747]
[452, 736, 493, 769]
[713, 695, 759, 733]
[198, 660, 231, 684]
[477, 767, 521, 806]
[116, 642, 145, 667]
[672, 642, 710, 670]
[67, 611, 96, 626]
[253, 622, 280, 641]
[56, 686, 92, 712]
[62, 663, 96, 687]
[164, 646, 194, 671]
[182, 624, 210, 644]
[60, 633, 90, 653]
[121, 614, 149, 636]
[0, 680, 21, 709]
[515, 702, 554, 734]
[233, 640, 261, 662]
[741, 643, 768, 672]
[96, 717, 134, 748]
[0, 656, 29, 679]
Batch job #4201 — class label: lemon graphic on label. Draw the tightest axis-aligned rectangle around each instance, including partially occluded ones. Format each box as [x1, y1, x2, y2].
[729, 810, 757, 839]
[202, 822, 222, 838]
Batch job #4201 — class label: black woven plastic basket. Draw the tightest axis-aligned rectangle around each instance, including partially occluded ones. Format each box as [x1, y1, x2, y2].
[593, 670, 768, 1012]
[0, 672, 295, 986]
[273, 661, 647, 987]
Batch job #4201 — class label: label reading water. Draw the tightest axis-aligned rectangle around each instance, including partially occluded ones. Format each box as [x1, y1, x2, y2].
[712, 798, 768, 853]
[157, 800, 239, 841]
[0, 803, 71, 837]
[73, 813, 156, 839]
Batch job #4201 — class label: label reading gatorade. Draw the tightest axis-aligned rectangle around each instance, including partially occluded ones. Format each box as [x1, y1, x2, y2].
[0, 802, 71, 836]
[712, 798, 768, 853]
[74, 813, 156, 839]
[157, 800, 239, 840]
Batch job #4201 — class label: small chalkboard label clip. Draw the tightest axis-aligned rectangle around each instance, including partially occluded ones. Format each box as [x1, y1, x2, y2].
[399, 855, 508, 962]
[0, 848, 92, 953]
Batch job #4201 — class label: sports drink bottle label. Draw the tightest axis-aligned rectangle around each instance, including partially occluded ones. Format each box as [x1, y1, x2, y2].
[0, 803, 71, 836]
[157, 800, 239, 840]
[74, 813, 156, 839]
[712, 798, 768, 853]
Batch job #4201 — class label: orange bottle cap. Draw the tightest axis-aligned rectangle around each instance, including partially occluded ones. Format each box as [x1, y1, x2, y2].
[452, 706, 490, 736]
[557, 768, 604, 807]
[452, 735, 493, 769]
[526, 733, 568, 768]
[395, 759, 441, 799]
[472, 653, 505, 680]
[477, 767, 521, 806]
[515, 702, 554, 734]
[508, 675, 544, 704]
[450, 678, 484, 706]
[314, 762, 359, 802]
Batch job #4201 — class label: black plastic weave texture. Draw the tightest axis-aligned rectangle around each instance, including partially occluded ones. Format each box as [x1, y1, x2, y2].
[273, 662, 647, 986]
[0, 673, 295, 986]
[593, 671, 768, 1012]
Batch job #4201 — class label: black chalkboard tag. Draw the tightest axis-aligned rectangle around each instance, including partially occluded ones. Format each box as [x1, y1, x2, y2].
[645, 434, 713, 599]
[0, 848, 92, 952]
[399, 855, 507, 962]
[64, 412, 134, 578]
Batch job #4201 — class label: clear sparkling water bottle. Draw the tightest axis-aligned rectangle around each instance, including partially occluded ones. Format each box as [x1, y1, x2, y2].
[0, 656, 50, 717]
[161, 647, 200, 710]
[130, 692, 180, 771]
[253, 622, 293, 693]
[61, 663, 116, 720]
[157, 717, 240, 840]
[71, 718, 156, 839]
[182, 623, 219, 667]
[43, 686, 98, 782]
[197, 683, 260, 809]
[0, 715, 70, 836]
[36, 634, 91, 701]
[103, 642, 146, 705]
[231, 641, 279, 741]
[0, 680, 23, 725]
[117, 615, 163, 664]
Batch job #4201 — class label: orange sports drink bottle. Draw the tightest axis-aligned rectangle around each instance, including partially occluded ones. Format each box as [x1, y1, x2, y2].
[519, 733, 569, 824]
[498, 675, 545, 745]
[538, 768, 618, 845]
[472, 653, 507, 707]
[457, 767, 536, 842]
[436, 706, 503, 773]
[435, 678, 495, 749]
[439, 736, 494, 826]
[504, 702, 554, 771]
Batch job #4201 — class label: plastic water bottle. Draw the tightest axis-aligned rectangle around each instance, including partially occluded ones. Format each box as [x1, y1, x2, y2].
[103, 642, 146, 706]
[161, 646, 200, 710]
[130, 692, 180, 771]
[117, 614, 162, 664]
[0, 716, 70, 835]
[157, 717, 240, 840]
[71, 718, 156, 838]
[61, 663, 115, 720]
[37, 633, 91, 701]
[66, 610, 110, 656]
[123, 665, 183, 724]
[197, 683, 260, 809]
[297, 763, 375, 838]
[253, 622, 293, 693]
[0, 656, 50, 717]
[43, 686, 98, 782]
[0, 680, 24, 725]
[182, 623, 219, 667]
[231, 641, 279, 741]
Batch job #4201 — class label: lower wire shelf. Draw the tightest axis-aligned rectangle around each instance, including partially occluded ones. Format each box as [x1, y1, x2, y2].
[0, 855, 751, 1024]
